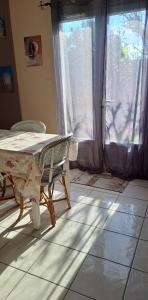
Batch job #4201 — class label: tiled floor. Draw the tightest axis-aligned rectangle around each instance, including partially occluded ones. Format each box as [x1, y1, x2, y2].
[0, 179, 148, 299]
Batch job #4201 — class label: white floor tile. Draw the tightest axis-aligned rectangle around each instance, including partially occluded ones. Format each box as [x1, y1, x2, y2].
[70, 188, 92, 203]
[145, 209, 148, 218]
[0, 207, 19, 228]
[33, 218, 95, 253]
[65, 291, 91, 300]
[140, 218, 148, 240]
[133, 240, 148, 273]
[0, 210, 53, 237]
[0, 263, 24, 300]
[77, 190, 118, 209]
[89, 229, 137, 266]
[124, 269, 148, 300]
[54, 201, 77, 219]
[0, 233, 48, 271]
[1, 178, 148, 300]
[29, 243, 86, 288]
[71, 255, 129, 300]
[6, 273, 67, 300]
[111, 196, 148, 217]
[61, 202, 109, 227]
[104, 211, 143, 238]
[0, 226, 10, 249]
[0, 207, 33, 229]
[122, 186, 148, 201]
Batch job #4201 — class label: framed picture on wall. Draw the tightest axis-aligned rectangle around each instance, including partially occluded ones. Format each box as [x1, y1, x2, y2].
[0, 66, 14, 93]
[24, 35, 43, 67]
[0, 17, 7, 38]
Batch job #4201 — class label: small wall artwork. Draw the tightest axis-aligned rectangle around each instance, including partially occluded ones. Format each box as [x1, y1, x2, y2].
[24, 35, 43, 67]
[0, 17, 6, 38]
[0, 66, 14, 93]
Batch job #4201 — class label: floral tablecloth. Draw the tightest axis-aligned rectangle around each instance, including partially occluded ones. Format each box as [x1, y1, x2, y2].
[0, 130, 61, 228]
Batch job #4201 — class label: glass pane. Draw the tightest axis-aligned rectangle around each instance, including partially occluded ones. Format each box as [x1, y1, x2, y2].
[105, 9, 146, 144]
[59, 19, 94, 140]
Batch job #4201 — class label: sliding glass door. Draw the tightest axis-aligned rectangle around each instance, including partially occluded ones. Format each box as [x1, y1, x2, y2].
[52, 0, 148, 177]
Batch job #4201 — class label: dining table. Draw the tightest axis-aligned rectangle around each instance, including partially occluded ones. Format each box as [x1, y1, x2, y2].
[0, 129, 70, 229]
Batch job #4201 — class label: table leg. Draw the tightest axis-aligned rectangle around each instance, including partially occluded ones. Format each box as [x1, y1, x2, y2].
[31, 198, 41, 230]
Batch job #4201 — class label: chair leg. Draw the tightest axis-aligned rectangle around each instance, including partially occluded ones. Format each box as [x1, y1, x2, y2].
[9, 195, 24, 228]
[48, 187, 56, 226]
[17, 195, 24, 221]
[2, 177, 6, 198]
[40, 186, 56, 226]
[62, 175, 71, 209]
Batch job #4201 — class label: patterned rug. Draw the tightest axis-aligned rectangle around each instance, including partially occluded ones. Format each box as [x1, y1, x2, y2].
[70, 169, 128, 193]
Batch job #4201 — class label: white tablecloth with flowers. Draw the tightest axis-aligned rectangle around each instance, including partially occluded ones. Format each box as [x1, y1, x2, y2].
[0, 130, 62, 229]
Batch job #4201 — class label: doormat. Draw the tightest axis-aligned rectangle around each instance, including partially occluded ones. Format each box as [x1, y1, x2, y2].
[70, 169, 128, 193]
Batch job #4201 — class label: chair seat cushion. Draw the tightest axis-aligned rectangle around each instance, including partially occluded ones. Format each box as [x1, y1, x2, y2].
[41, 166, 64, 186]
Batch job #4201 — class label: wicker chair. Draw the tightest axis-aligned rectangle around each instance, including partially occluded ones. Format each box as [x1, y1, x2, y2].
[39, 134, 72, 226]
[11, 120, 46, 133]
[0, 120, 46, 202]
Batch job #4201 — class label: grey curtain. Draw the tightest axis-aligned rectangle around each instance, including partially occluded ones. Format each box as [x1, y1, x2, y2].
[51, 0, 106, 172]
[51, 0, 148, 178]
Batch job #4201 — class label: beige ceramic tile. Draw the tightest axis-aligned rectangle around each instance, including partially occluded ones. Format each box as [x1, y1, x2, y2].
[129, 179, 148, 188]
[133, 240, 148, 273]
[61, 202, 109, 227]
[0, 263, 25, 300]
[33, 218, 95, 253]
[104, 211, 143, 238]
[65, 291, 91, 300]
[111, 196, 148, 217]
[29, 242, 86, 288]
[93, 176, 125, 192]
[140, 218, 148, 240]
[122, 186, 148, 201]
[71, 255, 129, 300]
[69, 169, 83, 182]
[70, 183, 93, 191]
[89, 229, 137, 266]
[6, 273, 67, 300]
[0, 233, 48, 271]
[124, 269, 148, 300]
[72, 172, 94, 185]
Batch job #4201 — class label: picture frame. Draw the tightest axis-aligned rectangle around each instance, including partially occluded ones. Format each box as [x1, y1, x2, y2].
[0, 16, 6, 38]
[24, 35, 43, 67]
[0, 66, 14, 93]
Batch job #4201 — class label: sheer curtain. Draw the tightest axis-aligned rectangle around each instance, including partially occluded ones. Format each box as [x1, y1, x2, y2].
[104, 0, 148, 178]
[51, 0, 148, 178]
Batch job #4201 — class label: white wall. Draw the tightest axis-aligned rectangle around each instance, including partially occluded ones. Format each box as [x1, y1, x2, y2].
[9, 0, 58, 133]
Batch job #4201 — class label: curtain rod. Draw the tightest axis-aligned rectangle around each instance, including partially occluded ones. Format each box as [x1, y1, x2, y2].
[38, 0, 89, 9]
[38, 1, 52, 9]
